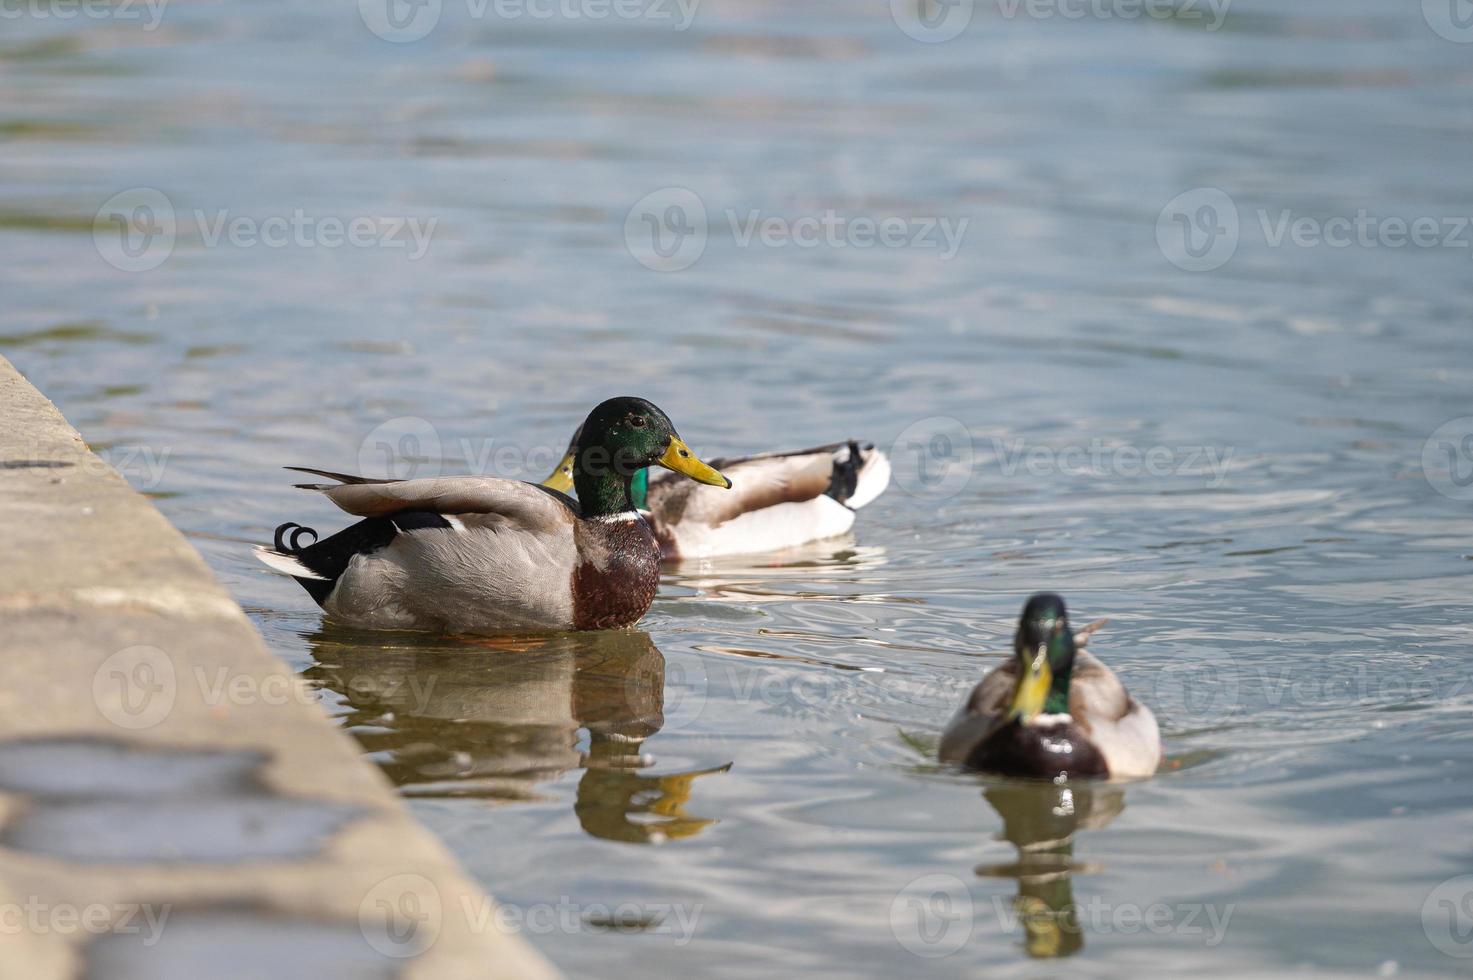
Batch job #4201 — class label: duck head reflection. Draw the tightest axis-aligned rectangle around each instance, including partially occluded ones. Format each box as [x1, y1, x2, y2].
[302, 628, 729, 843]
[973, 780, 1124, 958]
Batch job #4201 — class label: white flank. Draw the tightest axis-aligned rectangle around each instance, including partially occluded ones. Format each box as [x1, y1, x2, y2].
[252, 545, 328, 580]
[676, 496, 855, 558]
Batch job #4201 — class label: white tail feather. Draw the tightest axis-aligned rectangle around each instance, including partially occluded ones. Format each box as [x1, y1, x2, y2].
[253, 545, 328, 580]
[846, 448, 890, 510]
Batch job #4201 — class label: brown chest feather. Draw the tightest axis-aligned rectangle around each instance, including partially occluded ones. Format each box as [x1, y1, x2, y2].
[571, 518, 660, 630]
[965, 718, 1109, 781]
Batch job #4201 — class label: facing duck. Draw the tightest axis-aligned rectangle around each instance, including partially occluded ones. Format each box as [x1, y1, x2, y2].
[254, 396, 730, 635]
[544, 434, 889, 560]
[938, 594, 1161, 781]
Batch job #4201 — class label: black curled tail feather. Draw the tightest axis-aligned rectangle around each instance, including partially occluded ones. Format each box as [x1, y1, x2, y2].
[273, 522, 319, 554]
[825, 440, 866, 505]
[269, 517, 397, 607]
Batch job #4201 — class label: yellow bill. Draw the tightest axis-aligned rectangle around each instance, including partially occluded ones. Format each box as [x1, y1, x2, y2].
[1007, 645, 1052, 722]
[541, 450, 577, 493]
[659, 436, 731, 488]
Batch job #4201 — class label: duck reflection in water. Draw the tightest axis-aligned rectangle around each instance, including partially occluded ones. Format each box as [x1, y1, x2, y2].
[302, 629, 729, 844]
[973, 780, 1124, 958]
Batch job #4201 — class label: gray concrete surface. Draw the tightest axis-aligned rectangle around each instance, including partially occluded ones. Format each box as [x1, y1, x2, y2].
[0, 356, 557, 980]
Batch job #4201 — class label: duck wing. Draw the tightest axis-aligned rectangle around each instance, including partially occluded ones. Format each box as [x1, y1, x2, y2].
[648, 451, 833, 527]
[301, 473, 576, 529]
[937, 658, 1016, 764]
[284, 466, 400, 486]
[647, 441, 888, 524]
[1068, 652, 1162, 779]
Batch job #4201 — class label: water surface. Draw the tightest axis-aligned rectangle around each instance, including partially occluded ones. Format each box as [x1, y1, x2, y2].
[4, 0, 1472, 974]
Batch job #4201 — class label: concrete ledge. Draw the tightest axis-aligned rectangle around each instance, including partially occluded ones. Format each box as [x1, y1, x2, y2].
[0, 356, 558, 979]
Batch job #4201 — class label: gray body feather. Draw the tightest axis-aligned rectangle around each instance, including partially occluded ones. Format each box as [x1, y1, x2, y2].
[293, 476, 583, 633]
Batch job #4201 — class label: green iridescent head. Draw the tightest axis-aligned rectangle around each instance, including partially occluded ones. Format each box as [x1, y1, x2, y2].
[1008, 593, 1078, 720]
[541, 398, 727, 516]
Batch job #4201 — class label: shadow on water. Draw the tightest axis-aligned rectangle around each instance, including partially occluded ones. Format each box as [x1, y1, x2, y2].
[972, 780, 1124, 959]
[301, 629, 731, 844]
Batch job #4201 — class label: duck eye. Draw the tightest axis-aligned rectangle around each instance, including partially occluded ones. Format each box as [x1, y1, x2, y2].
[629, 416, 647, 428]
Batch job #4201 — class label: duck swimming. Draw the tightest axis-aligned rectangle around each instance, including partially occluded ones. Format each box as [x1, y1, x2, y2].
[254, 396, 730, 635]
[938, 594, 1161, 780]
[543, 435, 889, 560]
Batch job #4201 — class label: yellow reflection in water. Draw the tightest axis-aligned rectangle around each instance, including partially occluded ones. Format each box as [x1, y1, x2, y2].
[973, 781, 1124, 959]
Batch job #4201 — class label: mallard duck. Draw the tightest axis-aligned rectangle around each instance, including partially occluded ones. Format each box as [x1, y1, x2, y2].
[254, 396, 730, 634]
[543, 433, 889, 560]
[938, 594, 1160, 780]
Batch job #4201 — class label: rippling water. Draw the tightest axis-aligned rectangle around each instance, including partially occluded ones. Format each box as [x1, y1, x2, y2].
[5, 0, 1473, 974]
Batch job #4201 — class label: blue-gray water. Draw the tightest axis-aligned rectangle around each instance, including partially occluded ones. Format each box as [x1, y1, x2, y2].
[5, 0, 1473, 975]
